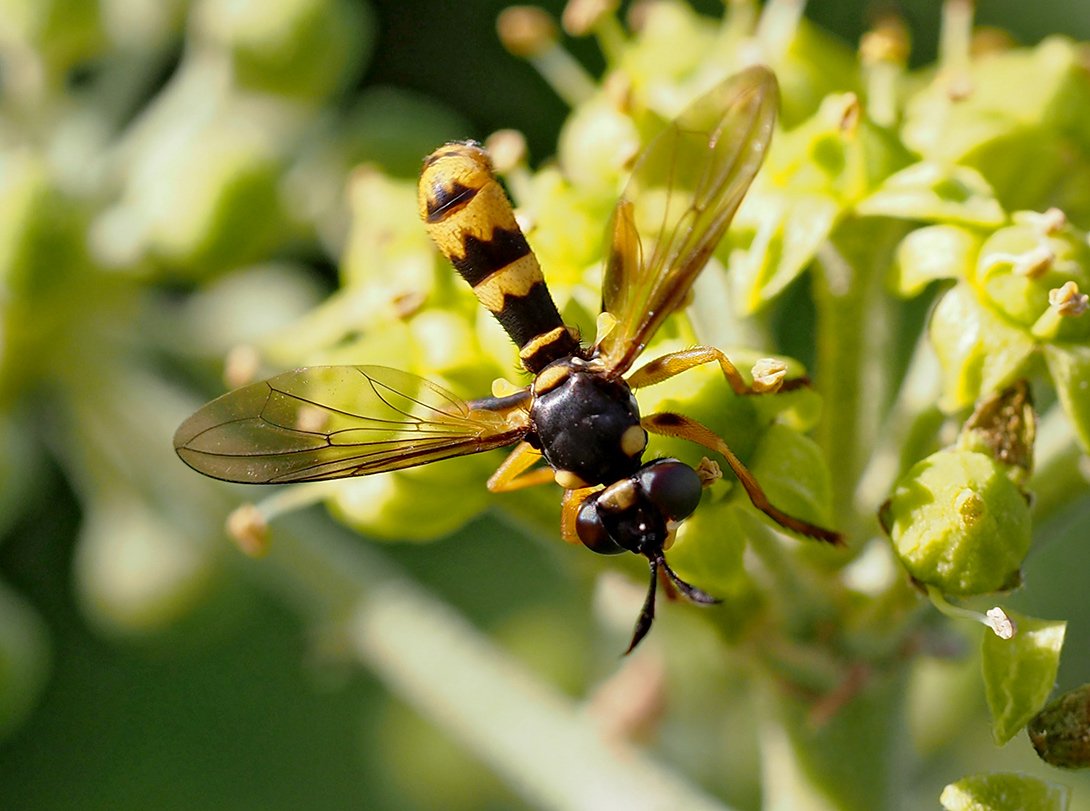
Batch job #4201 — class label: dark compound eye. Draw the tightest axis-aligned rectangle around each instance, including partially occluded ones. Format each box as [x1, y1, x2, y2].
[637, 459, 703, 522]
[575, 496, 626, 555]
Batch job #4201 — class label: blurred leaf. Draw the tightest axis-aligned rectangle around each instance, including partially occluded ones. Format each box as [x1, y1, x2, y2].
[857, 162, 1005, 227]
[940, 772, 1070, 811]
[981, 612, 1065, 745]
[0, 580, 50, 741]
[929, 283, 1036, 411]
[891, 225, 982, 298]
[1043, 343, 1090, 452]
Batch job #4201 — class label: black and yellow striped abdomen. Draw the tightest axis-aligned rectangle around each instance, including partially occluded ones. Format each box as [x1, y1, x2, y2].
[418, 141, 579, 374]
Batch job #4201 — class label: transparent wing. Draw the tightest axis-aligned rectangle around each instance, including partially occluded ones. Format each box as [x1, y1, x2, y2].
[596, 65, 778, 374]
[174, 365, 530, 484]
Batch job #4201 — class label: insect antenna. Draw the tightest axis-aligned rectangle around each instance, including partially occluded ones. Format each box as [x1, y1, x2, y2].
[625, 553, 722, 654]
[659, 556, 721, 607]
[625, 558, 661, 655]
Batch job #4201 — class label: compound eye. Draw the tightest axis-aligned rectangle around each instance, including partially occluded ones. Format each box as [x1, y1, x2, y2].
[575, 496, 626, 555]
[638, 460, 703, 522]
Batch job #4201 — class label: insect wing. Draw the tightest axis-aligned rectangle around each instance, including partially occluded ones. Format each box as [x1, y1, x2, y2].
[174, 365, 529, 484]
[596, 65, 778, 374]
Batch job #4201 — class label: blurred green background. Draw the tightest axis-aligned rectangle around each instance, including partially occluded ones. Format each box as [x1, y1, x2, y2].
[2, 1, 1090, 810]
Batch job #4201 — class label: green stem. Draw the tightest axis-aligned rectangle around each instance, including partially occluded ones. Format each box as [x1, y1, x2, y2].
[757, 668, 910, 811]
[261, 511, 739, 811]
[853, 331, 946, 519]
[812, 221, 907, 539]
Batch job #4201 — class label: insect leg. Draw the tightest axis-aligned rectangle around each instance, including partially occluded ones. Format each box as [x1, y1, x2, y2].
[487, 441, 555, 492]
[559, 486, 597, 544]
[642, 412, 843, 545]
[627, 345, 809, 395]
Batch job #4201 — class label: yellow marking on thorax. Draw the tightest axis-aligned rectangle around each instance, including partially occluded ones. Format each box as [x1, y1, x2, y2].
[599, 479, 638, 512]
[620, 425, 648, 458]
[554, 469, 590, 490]
[533, 363, 571, 396]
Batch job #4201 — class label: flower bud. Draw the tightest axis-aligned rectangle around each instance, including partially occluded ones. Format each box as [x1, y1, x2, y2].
[975, 220, 1090, 343]
[192, 0, 373, 100]
[885, 449, 1030, 596]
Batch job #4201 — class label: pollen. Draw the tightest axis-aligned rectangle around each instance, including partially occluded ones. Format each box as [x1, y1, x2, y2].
[751, 358, 788, 393]
[954, 488, 985, 525]
[1049, 281, 1089, 317]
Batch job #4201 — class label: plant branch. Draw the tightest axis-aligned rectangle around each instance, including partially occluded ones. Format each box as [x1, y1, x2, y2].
[261, 510, 739, 811]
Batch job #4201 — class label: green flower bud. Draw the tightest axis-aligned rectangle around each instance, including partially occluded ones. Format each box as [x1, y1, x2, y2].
[0, 151, 98, 402]
[118, 108, 293, 277]
[728, 95, 910, 313]
[974, 220, 1090, 343]
[1029, 683, 1090, 769]
[327, 454, 493, 542]
[557, 98, 641, 194]
[73, 494, 223, 635]
[773, 20, 861, 128]
[340, 168, 438, 294]
[191, 0, 374, 100]
[519, 167, 610, 297]
[410, 309, 502, 396]
[619, 1, 716, 88]
[0, 150, 90, 301]
[885, 449, 1030, 596]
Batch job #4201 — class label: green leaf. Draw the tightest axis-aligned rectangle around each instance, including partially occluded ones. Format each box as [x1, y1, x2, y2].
[746, 423, 836, 534]
[982, 612, 1066, 744]
[940, 772, 1070, 811]
[728, 191, 840, 314]
[891, 225, 982, 298]
[857, 162, 1005, 227]
[0, 581, 50, 740]
[667, 496, 748, 600]
[1043, 344, 1090, 452]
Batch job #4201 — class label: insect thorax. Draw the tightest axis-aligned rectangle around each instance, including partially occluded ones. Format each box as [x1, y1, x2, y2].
[528, 358, 647, 487]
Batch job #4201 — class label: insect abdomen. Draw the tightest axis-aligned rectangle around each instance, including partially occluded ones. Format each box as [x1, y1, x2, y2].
[418, 141, 579, 374]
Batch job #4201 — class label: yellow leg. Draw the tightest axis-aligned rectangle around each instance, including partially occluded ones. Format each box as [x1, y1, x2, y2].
[642, 412, 843, 545]
[487, 442, 555, 493]
[627, 345, 808, 395]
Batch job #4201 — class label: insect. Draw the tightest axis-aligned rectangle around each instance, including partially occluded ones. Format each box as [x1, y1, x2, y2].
[174, 65, 842, 652]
